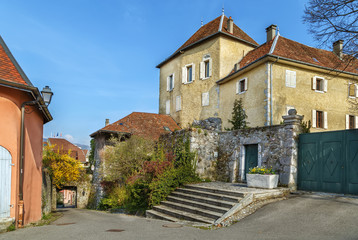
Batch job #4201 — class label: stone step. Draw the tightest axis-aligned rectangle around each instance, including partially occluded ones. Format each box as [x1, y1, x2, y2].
[166, 196, 229, 214]
[175, 188, 240, 203]
[152, 205, 214, 224]
[171, 191, 236, 208]
[146, 209, 178, 222]
[161, 201, 223, 219]
[185, 185, 245, 198]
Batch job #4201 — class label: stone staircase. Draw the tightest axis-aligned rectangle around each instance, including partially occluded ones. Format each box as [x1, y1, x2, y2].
[146, 185, 244, 225]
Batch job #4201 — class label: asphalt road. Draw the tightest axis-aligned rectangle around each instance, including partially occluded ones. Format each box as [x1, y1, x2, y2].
[1, 193, 358, 240]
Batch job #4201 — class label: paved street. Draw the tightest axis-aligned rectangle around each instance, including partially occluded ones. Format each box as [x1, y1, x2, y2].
[1, 193, 358, 240]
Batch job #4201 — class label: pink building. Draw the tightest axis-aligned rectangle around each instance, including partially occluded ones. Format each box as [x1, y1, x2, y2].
[0, 35, 52, 227]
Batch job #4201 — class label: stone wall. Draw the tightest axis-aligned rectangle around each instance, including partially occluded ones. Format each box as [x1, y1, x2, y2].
[160, 113, 303, 190]
[160, 128, 219, 180]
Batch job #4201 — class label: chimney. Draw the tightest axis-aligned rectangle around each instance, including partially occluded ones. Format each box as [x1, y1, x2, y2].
[266, 24, 277, 42]
[227, 16, 233, 34]
[333, 40, 344, 59]
[105, 119, 109, 126]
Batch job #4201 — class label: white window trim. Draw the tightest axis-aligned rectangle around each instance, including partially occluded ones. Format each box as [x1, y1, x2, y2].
[175, 95, 181, 112]
[285, 70, 296, 88]
[182, 63, 195, 84]
[166, 73, 175, 92]
[236, 77, 248, 94]
[312, 76, 327, 93]
[202, 92, 209, 106]
[346, 114, 358, 129]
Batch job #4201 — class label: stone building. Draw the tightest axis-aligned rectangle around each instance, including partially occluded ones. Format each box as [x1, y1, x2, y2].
[158, 12, 358, 131]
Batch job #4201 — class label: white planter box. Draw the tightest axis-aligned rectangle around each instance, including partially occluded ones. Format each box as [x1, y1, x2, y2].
[246, 174, 279, 189]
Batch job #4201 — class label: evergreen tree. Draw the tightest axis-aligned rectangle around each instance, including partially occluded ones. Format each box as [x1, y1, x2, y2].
[226, 98, 249, 130]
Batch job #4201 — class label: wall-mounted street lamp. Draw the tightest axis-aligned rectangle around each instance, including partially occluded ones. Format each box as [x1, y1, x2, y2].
[18, 86, 53, 227]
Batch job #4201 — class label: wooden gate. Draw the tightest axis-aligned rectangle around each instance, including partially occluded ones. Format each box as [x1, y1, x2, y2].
[298, 129, 358, 194]
[0, 146, 12, 218]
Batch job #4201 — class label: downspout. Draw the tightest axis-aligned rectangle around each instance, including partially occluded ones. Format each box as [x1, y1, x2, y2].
[18, 97, 40, 227]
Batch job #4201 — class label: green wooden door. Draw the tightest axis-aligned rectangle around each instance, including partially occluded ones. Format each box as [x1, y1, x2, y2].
[298, 129, 358, 194]
[245, 144, 258, 180]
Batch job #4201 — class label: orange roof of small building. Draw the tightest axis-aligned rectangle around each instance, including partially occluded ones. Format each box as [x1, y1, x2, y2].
[221, 35, 358, 82]
[157, 14, 258, 68]
[48, 138, 87, 163]
[0, 36, 32, 86]
[90, 112, 180, 141]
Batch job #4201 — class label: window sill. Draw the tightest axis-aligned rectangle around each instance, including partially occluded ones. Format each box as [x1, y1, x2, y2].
[314, 90, 325, 93]
[183, 81, 194, 85]
[348, 96, 356, 99]
[237, 91, 247, 95]
[201, 77, 211, 80]
[285, 85, 296, 88]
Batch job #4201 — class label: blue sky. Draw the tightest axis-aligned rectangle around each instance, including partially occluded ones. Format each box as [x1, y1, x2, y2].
[0, 0, 315, 145]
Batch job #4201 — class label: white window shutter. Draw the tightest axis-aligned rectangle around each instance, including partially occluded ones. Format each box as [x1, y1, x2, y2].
[312, 110, 316, 128]
[202, 92, 209, 106]
[176, 95, 181, 111]
[182, 67, 186, 83]
[244, 78, 248, 91]
[324, 79, 328, 92]
[200, 62, 204, 79]
[355, 84, 358, 97]
[346, 114, 349, 129]
[236, 81, 239, 94]
[292, 71, 296, 88]
[312, 77, 316, 90]
[355, 116, 358, 129]
[324, 111, 328, 129]
[165, 100, 170, 115]
[209, 58, 212, 77]
[192, 64, 195, 81]
[285, 70, 289, 87]
[166, 76, 170, 91]
[172, 73, 175, 89]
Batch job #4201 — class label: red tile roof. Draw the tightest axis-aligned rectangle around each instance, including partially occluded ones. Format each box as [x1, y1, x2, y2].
[223, 36, 358, 80]
[48, 138, 87, 163]
[91, 112, 180, 141]
[157, 15, 258, 68]
[0, 36, 30, 85]
[177, 15, 258, 52]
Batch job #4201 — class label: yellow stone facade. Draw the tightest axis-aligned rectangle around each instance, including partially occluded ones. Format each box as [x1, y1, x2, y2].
[159, 35, 255, 127]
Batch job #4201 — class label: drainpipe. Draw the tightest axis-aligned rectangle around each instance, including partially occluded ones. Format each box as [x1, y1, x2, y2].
[18, 97, 40, 227]
[269, 57, 279, 125]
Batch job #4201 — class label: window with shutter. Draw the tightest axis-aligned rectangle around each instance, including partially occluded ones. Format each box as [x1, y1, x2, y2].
[349, 115, 355, 129]
[175, 96, 181, 112]
[312, 110, 317, 128]
[167, 74, 174, 91]
[165, 100, 170, 115]
[202, 92, 209, 106]
[316, 110, 323, 128]
[237, 78, 247, 94]
[183, 63, 194, 84]
[285, 70, 296, 88]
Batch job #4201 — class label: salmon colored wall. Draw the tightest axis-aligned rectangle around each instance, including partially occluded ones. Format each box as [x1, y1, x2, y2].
[0, 86, 44, 225]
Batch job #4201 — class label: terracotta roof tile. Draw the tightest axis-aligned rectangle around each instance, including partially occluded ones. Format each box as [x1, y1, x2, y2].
[48, 138, 87, 163]
[237, 36, 358, 74]
[0, 38, 28, 85]
[92, 112, 180, 141]
[176, 15, 258, 53]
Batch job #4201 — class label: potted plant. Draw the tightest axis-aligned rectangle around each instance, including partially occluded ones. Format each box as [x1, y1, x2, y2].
[246, 166, 279, 189]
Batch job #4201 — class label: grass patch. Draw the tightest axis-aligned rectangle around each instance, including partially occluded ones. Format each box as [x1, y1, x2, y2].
[29, 211, 63, 227]
[7, 224, 16, 232]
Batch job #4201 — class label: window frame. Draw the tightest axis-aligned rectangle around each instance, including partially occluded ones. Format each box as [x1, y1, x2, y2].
[200, 54, 212, 80]
[236, 77, 248, 94]
[312, 76, 327, 93]
[312, 109, 328, 129]
[166, 73, 174, 92]
[182, 63, 195, 84]
[348, 83, 358, 98]
[202, 92, 209, 106]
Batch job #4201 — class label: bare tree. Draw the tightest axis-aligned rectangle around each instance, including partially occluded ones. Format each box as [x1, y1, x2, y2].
[303, 0, 358, 59]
